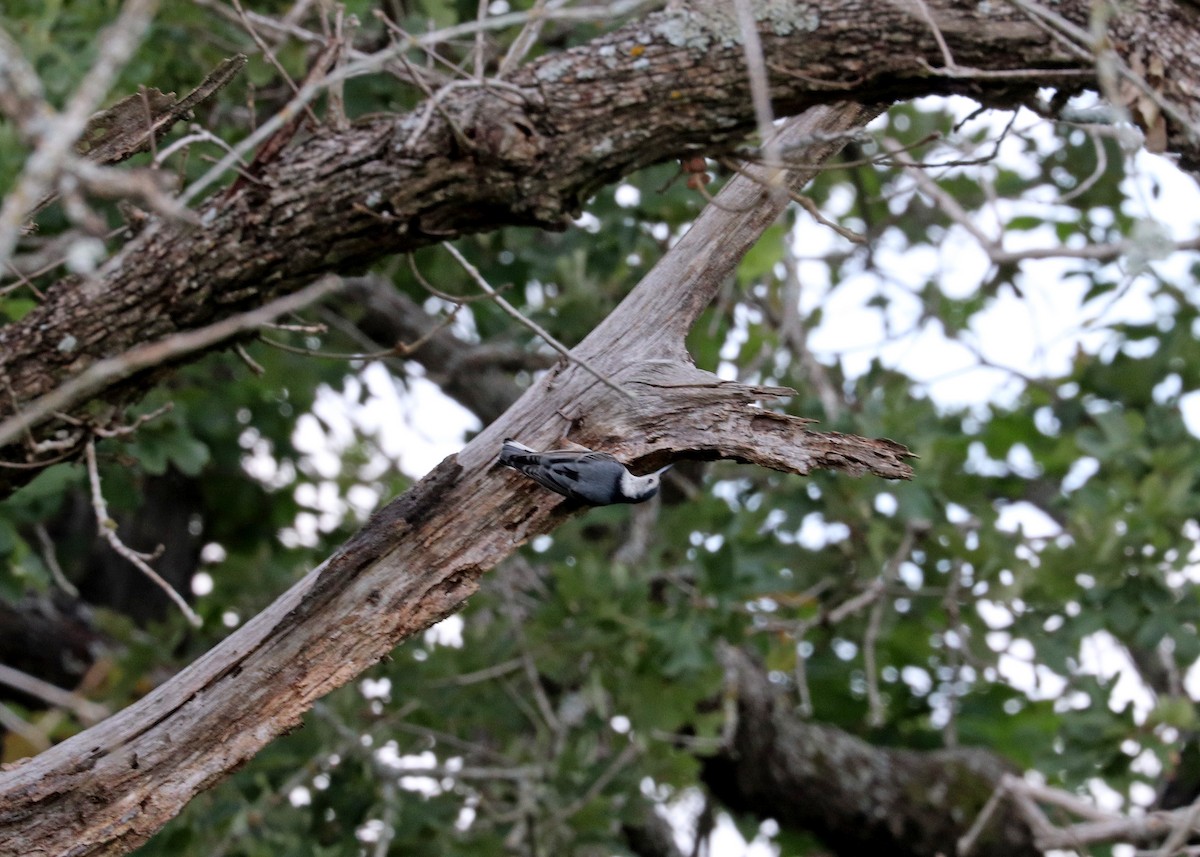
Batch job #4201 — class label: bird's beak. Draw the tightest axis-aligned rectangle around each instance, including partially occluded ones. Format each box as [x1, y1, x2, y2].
[654, 463, 673, 476]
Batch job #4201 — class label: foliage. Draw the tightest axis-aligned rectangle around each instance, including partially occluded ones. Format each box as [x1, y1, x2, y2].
[2, 2, 1199, 855]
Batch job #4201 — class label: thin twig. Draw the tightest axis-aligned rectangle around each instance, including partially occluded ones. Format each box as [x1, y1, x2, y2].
[32, 523, 79, 597]
[941, 561, 963, 748]
[231, 0, 320, 127]
[442, 243, 634, 400]
[473, 0, 489, 81]
[865, 522, 923, 727]
[90, 402, 174, 438]
[0, 701, 50, 753]
[373, 781, 398, 857]
[0, 29, 50, 141]
[182, 0, 655, 202]
[911, 0, 957, 70]
[499, 580, 562, 742]
[0, 663, 109, 725]
[1005, 0, 1200, 142]
[882, 136, 1200, 266]
[732, 0, 784, 193]
[428, 657, 524, 687]
[85, 438, 202, 627]
[1156, 794, 1200, 857]
[498, 0, 552, 77]
[560, 740, 641, 818]
[0, 0, 158, 271]
[957, 778, 1010, 856]
[793, 632, 813, 717]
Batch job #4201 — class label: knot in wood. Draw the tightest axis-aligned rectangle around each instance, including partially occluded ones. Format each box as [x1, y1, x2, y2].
[456, 96, 543, 166]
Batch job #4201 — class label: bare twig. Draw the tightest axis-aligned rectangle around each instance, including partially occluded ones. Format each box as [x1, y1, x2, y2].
[223, 35, 341, 199]
[560, 740, 641, 819]
[882, 137, 1200, 266]
[911, 0, 956, 69]
[473, 0, 489, 80]
[196, 0, 655, 60]
[865, 523, 923, 727]
[732, 0, 784, 192]
[85, 438, 202, 627]
[778, 249, 843, 420]
[428, 658, 524, 687]
[32, 523, 80, 597]
[961, 771, 1200, 854]
[325, 7, 354, 131]
[230, 0, 320, 127]
[0, 663, 109, 725]
[1054, 126, 1108, 204]
[940, 561, 963, 748]
[498, 579, 562, 743]
[183, 0, 654, 202]
[793, 633, 814, 717]
[0, 701, 51, 753]
[0, 0, 159, 270]
[498, 0, 552, 77]
[0, 28, 51, 142]
[1156, 794, 1200, 857]
[1005, 0, 1200, 142]
[372, 781, 398, 857]
[442, 243, 634, 400]
[957, 777, 1012, 856]
[88, 402, 173, 439]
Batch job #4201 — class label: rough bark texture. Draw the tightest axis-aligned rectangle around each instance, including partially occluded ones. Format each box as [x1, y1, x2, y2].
[701, 647, 1036, 857]
[0, 106, 914, 857]
[326, 264, 1034, 857]
[9, 0, 1189, 494]
[4, 1, 1200, 854]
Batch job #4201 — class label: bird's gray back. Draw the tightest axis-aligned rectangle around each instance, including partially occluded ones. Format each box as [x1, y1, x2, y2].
[501, 446, 625, 504]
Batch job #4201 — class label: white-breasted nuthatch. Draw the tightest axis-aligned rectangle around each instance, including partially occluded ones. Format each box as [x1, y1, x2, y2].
[499, 439, 669, 505]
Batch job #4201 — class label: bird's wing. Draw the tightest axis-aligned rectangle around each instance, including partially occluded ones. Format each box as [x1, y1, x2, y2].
[530, 450, 619, 467]
[505, 450, 622, 503]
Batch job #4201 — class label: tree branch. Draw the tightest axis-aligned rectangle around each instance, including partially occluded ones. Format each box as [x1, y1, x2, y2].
[0, 0, 1117, 495]
[700, 646, 1039, 857]
[0, 103, 910, 857]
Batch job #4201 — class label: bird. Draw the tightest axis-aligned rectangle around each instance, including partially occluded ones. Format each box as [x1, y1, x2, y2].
[499, 438, 670, 505]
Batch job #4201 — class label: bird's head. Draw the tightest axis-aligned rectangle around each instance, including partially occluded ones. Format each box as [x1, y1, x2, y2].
[621, 463, 672, 503]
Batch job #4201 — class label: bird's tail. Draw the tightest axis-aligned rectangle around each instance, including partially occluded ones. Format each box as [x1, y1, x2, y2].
[500, 438, 537, 466]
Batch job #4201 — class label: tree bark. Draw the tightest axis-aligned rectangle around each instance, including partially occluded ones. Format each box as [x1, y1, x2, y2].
[0, 0, 1142, 495]
[4, 1, 1200, 854]
[701, 647, 1037, 857]
[338, 269, 1041, 857]
[0, 105, 913, 857]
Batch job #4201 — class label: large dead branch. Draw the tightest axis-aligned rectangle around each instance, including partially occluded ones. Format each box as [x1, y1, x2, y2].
[0, 0, 1143, 495]
[0, 104, 911, 857]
